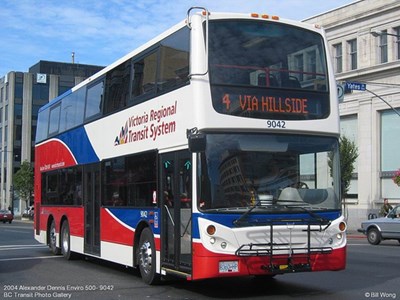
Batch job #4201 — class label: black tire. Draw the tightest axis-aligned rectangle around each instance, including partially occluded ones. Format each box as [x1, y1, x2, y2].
[137, 227, 160, 285]
[49, 220, 61, 255]
[253, 274, 276, 281]
[61, 221, 76, 260]
[9, 220, 12, 224]
[367, 228, 381, 245]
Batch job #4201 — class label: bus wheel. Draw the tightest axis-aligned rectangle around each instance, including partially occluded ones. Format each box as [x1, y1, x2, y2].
[367, 228, 381, 245]
[61, 221, 75, 260]
[49, 220, 61, 255]
[137, 227, 160, 285]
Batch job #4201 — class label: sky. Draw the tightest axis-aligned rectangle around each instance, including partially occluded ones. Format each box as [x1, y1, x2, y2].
[0, 0, 357, 77]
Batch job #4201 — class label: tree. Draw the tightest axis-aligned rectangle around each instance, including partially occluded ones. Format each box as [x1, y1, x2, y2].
[13, 161, 34, 209]
[329, 135, 359, 196]
[338, 136, 359, 196]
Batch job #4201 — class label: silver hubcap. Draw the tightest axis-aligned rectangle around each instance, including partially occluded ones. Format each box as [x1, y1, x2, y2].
[50, 225, 56, 247]
[62, 229, 69, 253]
[139, 241, 152, 274]
[369, 231, 377, 242]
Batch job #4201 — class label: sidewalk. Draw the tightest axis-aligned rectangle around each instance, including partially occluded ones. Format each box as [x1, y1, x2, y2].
[13, 215, 34, 223]
[346, 230, 365, 239]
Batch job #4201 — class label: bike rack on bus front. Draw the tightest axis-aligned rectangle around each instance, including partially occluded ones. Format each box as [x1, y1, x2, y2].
[234, 219, 333, 274]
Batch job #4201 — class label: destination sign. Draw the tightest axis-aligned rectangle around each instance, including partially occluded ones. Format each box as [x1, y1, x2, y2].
[222, 94, 309, 114]
[211, 86, 330, 120]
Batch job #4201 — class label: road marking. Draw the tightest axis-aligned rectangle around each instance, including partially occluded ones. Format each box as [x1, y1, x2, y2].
[3, 229, 33, 234]
[0, 255, 63, 262]
[0, 244, 47, 251]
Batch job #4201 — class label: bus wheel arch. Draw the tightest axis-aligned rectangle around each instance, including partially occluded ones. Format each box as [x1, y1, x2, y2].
[136, 226, 160, 285]
[60, 217, 76, 260]
[48, 216, 61, 255]
[133, 221, 149, 266]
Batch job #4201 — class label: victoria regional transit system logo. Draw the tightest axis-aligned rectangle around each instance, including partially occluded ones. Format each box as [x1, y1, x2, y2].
[114, 101, 177, 146]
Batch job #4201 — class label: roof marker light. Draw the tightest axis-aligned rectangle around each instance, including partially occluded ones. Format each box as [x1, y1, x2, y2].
[251, 13, 259, 18]
[271, 15, 280, 20]
[261, 14, 269, 19]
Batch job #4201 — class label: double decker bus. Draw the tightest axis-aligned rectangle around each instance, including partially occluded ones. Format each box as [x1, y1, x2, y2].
[34, 8, 346, 284]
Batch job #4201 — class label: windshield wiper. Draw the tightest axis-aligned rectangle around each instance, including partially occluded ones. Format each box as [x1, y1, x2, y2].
[233, 193, 262, 226]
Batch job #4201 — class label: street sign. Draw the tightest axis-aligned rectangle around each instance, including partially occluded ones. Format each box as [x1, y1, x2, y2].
[345, 81, 366, 91]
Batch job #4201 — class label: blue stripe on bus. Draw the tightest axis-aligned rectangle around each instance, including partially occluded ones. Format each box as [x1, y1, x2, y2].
[58, 127, 99, 164]
[191, 211, 341, 239]
[107, 208, 161, 234]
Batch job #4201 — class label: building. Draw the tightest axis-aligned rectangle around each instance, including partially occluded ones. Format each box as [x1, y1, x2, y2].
[304, 0, 400, 230]
[0, 61, 103, 214]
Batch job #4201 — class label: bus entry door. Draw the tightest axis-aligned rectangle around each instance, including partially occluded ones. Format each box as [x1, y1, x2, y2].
[160, 150, 192, 274]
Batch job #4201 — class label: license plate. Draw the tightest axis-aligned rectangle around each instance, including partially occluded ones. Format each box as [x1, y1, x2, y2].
[219, 261, 239, 273]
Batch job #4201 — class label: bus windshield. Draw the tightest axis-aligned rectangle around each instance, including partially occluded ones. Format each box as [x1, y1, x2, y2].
[198, 134, 340, 212]
[208, 20, 330, 120]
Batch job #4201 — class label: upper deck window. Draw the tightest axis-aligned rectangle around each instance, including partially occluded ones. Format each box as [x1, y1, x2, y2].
[208, 20, 330, 120]
[85, 80, 104, 120]
[48, 104, 61, 135]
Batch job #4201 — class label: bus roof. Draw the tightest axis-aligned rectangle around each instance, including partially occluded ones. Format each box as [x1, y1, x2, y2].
[38, 88, 72, 113]
[39, 9, 323, 113]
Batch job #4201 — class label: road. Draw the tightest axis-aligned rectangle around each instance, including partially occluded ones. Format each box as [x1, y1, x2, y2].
[1, 220, 399, 300]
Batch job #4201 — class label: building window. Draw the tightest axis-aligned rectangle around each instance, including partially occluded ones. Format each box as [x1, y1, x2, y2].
[381, 110, 400, 198]
[394, 27, 400, 60]
[333, 43, 342, 73]
[32, 82, 50, 101]
[348, 39, 357, 70]
[379, 30, 388, 63]
[294, 54, 304, 81]
[306, 50, 316, 79]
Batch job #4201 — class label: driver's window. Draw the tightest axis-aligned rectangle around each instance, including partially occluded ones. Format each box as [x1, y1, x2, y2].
[388, 207, 400, 218]
[395, 207, 400, 218]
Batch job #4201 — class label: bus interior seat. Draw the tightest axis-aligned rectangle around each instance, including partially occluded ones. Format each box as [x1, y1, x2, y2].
[258, 73, 278, 87]
[278, 187, 337, 208]
[286, 77, 301, 88]
[278, 187, 303, 204]
[297, 188, 337, 208]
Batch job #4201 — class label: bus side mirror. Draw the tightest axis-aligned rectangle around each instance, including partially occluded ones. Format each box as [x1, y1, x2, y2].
[187, 128, 206, 152]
